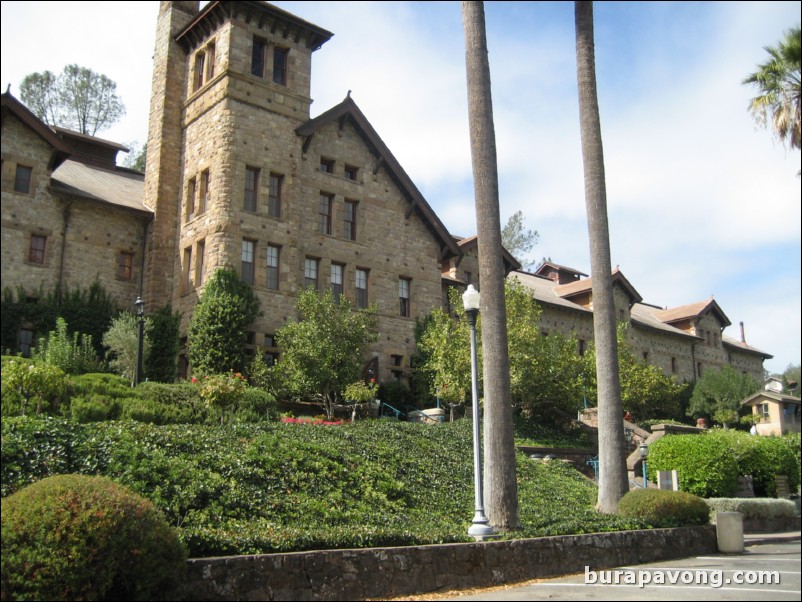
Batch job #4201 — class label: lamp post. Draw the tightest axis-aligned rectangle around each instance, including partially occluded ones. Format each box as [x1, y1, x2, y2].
[462, 284, 494, 540]
[134, 296, 145, 386]
[638, 442, 649, 489]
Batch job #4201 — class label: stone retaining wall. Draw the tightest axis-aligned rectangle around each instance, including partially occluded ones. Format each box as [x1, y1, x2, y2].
[171, 526, 717, 601]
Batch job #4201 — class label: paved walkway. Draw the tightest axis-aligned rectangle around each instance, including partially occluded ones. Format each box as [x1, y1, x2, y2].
[408, 532, 801, 601]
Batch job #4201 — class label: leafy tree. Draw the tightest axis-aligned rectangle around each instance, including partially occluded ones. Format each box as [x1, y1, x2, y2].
[415, 289, 472, 421]
[462, 0, 519, 531]
[144, 304, 181, 383]
[583, 323, 687, 421]
[688, 365, 761, 427]
[122, 141, 147, 172]
[274, 288, 378, 419]
[20, 64, 125, 135]
[102, 312, 151, 385]
[188, 268, 260, 376]
[501, 210, 539, 270]
[575, 0, 629, 512]
[1, 359, 69, 416]
[743, 26, 801, 154]
[781, 363, 800, 397]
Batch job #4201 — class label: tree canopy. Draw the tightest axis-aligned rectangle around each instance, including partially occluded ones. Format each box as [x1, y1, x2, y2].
[687, 365, 761, 427]
[273, 287, 378, 419]
[501, 210, 539, 270]
[743, 26, 801, 153]
[188, 268, 260, 376]
[20, 64, 125, 136]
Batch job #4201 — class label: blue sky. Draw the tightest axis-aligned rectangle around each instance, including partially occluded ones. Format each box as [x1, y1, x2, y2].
[2, 1, 800, 375]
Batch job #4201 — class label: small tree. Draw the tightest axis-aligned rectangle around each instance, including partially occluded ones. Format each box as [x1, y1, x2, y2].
[688, 365, 761, 427]
[188, 269, 260, 376]
[501, 210, 539, 270]
[33, 317, 100, 375]
[102, 312, 151, 386]
[145, 304, 181, 383]
[275, 288, 378, 419]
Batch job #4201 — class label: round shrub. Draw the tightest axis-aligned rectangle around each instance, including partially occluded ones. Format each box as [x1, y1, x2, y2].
[647, 433, 739, 497]
[1, 474, 186, 601]
[617, 489, 710, 528]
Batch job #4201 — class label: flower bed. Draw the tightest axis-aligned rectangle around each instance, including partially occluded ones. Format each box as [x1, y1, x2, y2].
[281, 417, 345, 426]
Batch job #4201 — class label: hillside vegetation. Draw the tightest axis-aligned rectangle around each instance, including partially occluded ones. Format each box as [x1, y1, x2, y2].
[1, 416, 643, 557]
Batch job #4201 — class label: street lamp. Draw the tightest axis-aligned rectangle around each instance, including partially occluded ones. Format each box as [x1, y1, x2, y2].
[134, 296, 145, 386]
[462, 284, 494, 540]
[638, 442, 649, 489]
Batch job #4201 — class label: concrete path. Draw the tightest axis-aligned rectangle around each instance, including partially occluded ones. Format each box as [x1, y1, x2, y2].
[424, 532, 801, 601]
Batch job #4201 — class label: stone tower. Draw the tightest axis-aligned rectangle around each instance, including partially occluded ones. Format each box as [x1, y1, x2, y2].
[142, 1, 200, 310]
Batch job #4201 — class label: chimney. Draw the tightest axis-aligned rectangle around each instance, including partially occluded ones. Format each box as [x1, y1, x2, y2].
[740, 321, 746, 343]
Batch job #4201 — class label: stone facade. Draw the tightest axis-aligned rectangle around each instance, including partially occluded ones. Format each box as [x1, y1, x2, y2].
[0, 1, 771, 390]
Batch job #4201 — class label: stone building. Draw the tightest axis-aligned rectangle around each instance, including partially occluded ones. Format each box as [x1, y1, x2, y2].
[1, 1, 771, 387]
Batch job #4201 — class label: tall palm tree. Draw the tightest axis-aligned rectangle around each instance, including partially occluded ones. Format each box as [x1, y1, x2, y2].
[461, 0, 519, 531]
[743, 26, 801, 153]
[574, 0, 629, 513]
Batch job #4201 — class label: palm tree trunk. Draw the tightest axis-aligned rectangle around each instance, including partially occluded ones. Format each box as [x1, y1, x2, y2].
[574, 0, 629, 513]
[462, 0, 519, 530]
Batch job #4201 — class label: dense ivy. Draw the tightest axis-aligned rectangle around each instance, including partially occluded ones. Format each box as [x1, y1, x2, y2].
[1, 417, 648, 557]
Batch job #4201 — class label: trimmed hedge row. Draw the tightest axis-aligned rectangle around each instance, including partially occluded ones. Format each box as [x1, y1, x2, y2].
[617, 489, 710, 528]
[647, 429, 800, 498]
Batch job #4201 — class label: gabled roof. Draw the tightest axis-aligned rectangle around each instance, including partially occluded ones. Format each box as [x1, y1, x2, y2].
[455, 235, 522, 274]
[554, 267, 643, 306]
[297, 95, 461, 261]
[51, 160, 150, 217]
[742, 390, 800, 406]
[722, 336, 773, 359]
[654, 298, 731, 328]
[534, 262, 588, 279]
[1, 91, 71, 169]
[177, 1, 334, 51]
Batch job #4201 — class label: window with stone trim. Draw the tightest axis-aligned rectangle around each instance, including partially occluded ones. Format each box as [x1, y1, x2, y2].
[196, 240, 206, 286]
[14, 165, 32, 193]
[273, 47, 288, 86]
[206, 42, 216, 80]
[244, 166, 259, 212]
[319, 193, 333, 235]
[304, 257, 319, 290]
[117, 250, 134, 280]
[186, 177, 196, 222]
[344, 164, 358, 181]
[252, 37, 266, 77]
[356, 269, 369, 309]
[198, 170, 210, 214]
[320, 158, 334, 173]
[399, 277, 411, 317]
[28, 235, 46, 265]
[194, 51, 206, 91]
[183, 246, 193, 291]
[331, 263, 344, 302]
[267, 244, 280, 290]
[344, 200, 357, 241]
[241, 239, 256, 286]
[268, 173, 283, 218]
[671, 356, 677, 373]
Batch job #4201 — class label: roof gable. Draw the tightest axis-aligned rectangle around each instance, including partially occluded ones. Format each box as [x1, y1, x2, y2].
[554, 267, 643, 305]
[456, 235, 522, 275]
[297, 95, 460, 260]
[1, 91, 71, 169]
[654, 298, 731, 329]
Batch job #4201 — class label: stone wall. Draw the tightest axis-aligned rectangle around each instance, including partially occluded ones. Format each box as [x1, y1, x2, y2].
[171, 526, 717, 601]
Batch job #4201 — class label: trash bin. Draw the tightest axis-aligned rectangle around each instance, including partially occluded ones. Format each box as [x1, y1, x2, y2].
[716, 512, 744, 554]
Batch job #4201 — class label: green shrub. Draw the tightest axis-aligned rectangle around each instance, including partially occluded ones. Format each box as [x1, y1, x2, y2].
[33, 317, 102, 375]
[70, 372, 133, 398]
[647, 433, 739, 497]
[707, 429, 800, 496]
[1, 358, 70, 416]
[234, 387, 276, 422]
[136, 381, 209, 424]
[617, 488, 710, 528]
[0, 474, 186, 601]
[705, 498, 798, 520]
[69, 394, 122, 423]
